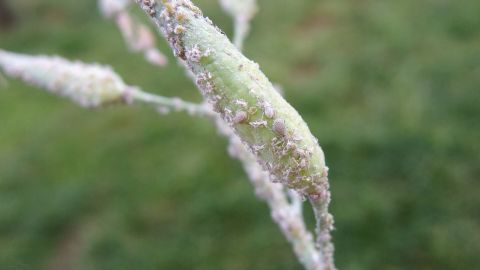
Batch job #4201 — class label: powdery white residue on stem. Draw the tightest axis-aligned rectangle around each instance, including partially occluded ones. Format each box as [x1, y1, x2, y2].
[0, 49, 207, 115]
[0, 50, 130, 107]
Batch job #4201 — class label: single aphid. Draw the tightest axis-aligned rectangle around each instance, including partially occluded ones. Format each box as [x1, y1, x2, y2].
[164, 2, 174, 14]
[174, 25, 186, 34]
[252, 144, 265, 152]
[176, 11, 187, 22]
[204, 48, 212, 57]
[264, 104, 275, 119]
[234, 99, 248, 108]
[143, 0, 154, 6]
[273, 119, 287, 136]
[259, 101, 275, 118]
[205, 17, 213, 25]
[233, 110, 248, 124]
[186, 44, 202, 62]
[250, 120, 268, 128]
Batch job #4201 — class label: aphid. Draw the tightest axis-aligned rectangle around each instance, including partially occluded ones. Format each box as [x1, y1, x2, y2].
[325, 213, 334, 230]
[252, 144, 265, 153]
[205, 17, 213, 25]
[141, 0, 156, 16]
[260, 101, 275, 118]
[248, 106, 258, 115]
[211, 95, 223, 103]
[233, 110, 248, 124]
[293, 148, 302, 157]
[174, 25, 185, 34]
[186, 44, 202, 62]
[197, 72, 212, 84]
[223, 108, 232, 116]
[164, 2, 174, 13]
[202, 82, 213, 94]
[159, 6, 172, 20]
[285, 141, 296, 151]
[176, 11, 187, 22]
[203, 48, 212, 57]
[264, 106, 275, 119]
[322, 166, 330, 177]
[291, 133, 303, 141]
[183, 1, 201, 14]
[195, 72, 212, 86]
[141, 5, 150, 13]
[250, 120, 268, 128]
[273, 119, 287, 136]
[309, 192, 322, 201]
[234, 99, 248, 108]
[299, 159, 308, 169]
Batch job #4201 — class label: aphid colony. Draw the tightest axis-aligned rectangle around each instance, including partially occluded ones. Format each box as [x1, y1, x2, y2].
[137, 0, 330, 199]
[137, 0, 157, 17]
[217, 94, 323, 193]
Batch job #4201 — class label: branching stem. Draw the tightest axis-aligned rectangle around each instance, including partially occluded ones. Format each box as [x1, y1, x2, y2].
[127, 87, 210, 116]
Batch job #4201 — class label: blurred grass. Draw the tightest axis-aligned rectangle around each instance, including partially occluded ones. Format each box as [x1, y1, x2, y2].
[0, 0, 479, 269]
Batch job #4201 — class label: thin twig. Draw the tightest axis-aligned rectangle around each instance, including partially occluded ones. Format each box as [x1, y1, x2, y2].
[99, 0, 168, 66]
[128, 87, 211, 116]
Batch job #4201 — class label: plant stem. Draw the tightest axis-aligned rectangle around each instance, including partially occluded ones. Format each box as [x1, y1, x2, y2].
[134, 1, 335, 268]
[127, 87, 210, 116]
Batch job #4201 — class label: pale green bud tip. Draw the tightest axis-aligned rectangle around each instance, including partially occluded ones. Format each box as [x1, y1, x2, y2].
[0, 50, 131, 107]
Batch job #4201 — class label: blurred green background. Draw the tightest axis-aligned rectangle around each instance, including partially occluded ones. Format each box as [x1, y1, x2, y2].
[1, 0, 479, 269]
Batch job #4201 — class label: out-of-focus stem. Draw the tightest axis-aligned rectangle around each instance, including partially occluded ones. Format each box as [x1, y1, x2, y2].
[128, 87, 210, 116]
[215, 114, 324, 270]
[219, 0, 258, 50]
[0, 49, 204, 116]
[99, 0, 168, 66]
